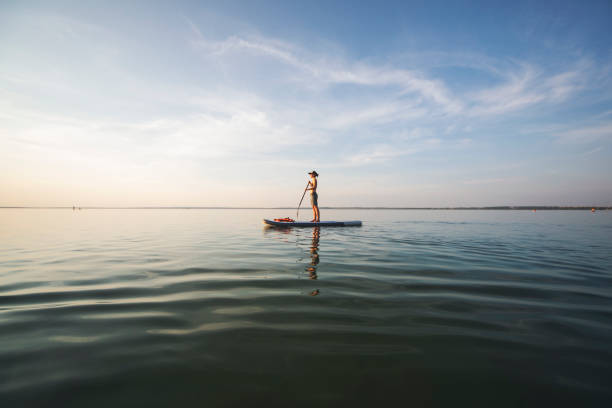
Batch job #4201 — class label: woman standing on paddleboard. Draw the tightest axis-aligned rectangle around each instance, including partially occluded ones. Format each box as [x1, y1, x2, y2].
[307, 171, 320, 222]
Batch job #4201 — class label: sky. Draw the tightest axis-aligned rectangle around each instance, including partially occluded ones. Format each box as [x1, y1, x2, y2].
[1, 0, 611, 207]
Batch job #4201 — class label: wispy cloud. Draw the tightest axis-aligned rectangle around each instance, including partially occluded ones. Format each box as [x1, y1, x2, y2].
[555, 123, 612, 143]
[187, 23, 463, 115]
[342, 138, 441, 166]
[580, 146, 603, 156]
[1, 104, 319, 163]
[467, 61, 589, 116]
[185, 21, 599, 131]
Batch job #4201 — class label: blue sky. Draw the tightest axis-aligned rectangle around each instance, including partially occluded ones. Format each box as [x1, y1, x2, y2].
[1, 0, 611, 206]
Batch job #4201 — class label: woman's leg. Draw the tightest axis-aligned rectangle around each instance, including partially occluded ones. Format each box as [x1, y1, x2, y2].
[311, 192, 320, 222]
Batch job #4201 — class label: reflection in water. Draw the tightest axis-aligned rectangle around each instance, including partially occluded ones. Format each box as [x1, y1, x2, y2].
[263, 225, 321, 296]
[307, 227, 320, 280]
[307, 227, 320, 296]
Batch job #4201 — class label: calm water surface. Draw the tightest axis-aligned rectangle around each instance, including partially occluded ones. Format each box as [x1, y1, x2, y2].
[1, 209, 611, 407]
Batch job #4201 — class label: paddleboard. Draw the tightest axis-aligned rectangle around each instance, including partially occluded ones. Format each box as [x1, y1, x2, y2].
[263, 219, 362, 227]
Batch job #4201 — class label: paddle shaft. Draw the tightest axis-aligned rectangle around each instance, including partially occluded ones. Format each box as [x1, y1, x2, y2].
[296, 180, 311, 219]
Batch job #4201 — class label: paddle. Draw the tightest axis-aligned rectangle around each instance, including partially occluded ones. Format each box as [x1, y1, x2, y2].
[296, 180, 311, 219]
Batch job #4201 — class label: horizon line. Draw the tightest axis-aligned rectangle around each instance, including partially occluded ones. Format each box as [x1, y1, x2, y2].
[1, 206, 610, 210]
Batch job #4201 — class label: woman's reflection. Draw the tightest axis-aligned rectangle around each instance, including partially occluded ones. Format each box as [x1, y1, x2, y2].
[306, 227, 320, 279]
[262, 224, 321, 296]
[307, 227, 320, 296]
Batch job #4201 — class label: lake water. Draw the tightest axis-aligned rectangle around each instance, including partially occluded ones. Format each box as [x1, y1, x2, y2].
[1, 209, 611, 407]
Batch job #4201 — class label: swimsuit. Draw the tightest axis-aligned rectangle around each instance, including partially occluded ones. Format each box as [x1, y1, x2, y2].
[311, 191, 318, 206]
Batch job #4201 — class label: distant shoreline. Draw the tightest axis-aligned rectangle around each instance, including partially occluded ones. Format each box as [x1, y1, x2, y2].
[1, 206, 610, 210]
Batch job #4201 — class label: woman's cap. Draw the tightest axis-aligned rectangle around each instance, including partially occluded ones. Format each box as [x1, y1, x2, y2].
[308, 170, 319, 177]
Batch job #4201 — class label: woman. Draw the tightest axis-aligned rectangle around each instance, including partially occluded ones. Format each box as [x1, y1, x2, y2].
[307, 170, 320, 222]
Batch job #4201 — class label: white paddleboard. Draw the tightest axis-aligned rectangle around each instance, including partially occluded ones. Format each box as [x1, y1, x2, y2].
[263, 219, 362, 227]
